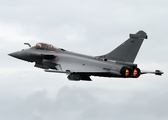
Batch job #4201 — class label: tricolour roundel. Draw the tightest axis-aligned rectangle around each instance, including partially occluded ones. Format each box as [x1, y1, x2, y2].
[54, 56, 59, 62]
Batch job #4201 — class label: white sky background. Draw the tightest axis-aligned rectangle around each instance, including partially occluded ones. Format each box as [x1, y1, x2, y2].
[0, 0, 168, 120]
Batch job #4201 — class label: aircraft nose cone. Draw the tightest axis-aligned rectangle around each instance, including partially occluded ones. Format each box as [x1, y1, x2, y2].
[8, 53, 13, 57]
[8, 51, 24, 60]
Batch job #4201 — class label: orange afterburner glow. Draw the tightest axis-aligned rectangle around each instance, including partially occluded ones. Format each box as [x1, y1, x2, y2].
[133, 69, 138, 77]
[125, 69, 130, 77]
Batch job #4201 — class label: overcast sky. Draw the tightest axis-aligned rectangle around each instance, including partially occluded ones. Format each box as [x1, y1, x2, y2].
[0, 0, 168, 120]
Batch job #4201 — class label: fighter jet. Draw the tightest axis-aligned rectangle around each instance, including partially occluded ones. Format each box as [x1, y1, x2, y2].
[8, 30, 163, 81]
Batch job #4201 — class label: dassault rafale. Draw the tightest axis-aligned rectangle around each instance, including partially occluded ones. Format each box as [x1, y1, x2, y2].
[9, 30, 163, 81]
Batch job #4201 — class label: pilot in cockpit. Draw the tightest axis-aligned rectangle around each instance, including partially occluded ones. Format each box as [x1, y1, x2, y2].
[34, 43, 57, 51]
[36, 43, 42, 49]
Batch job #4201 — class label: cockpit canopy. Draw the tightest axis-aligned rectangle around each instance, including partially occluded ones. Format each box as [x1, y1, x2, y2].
[31, 43, 57, 51]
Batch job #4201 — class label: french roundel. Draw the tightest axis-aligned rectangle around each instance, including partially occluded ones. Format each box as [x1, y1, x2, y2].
[54, 56, 59, 61]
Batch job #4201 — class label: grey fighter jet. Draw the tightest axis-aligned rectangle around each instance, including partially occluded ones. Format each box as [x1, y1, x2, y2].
[8, 30, 163, 81]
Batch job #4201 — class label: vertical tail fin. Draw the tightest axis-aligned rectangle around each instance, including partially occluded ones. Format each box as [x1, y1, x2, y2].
[98, 31, 147, 63]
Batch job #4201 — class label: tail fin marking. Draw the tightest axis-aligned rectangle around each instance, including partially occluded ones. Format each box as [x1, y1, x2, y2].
[98, 31, 147, 63]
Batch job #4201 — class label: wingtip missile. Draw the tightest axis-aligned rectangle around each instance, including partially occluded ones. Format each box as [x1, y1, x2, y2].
[155, 70, 164, 76]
